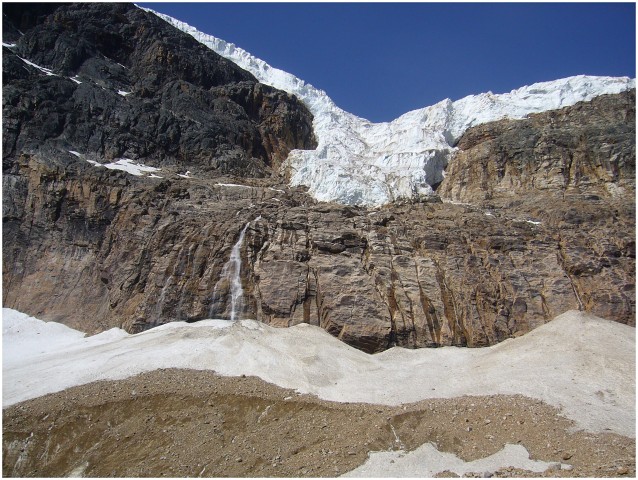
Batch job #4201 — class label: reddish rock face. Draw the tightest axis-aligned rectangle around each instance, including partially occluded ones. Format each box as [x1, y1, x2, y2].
[437, 90, 635, 334]
[2, 4, 634, 352]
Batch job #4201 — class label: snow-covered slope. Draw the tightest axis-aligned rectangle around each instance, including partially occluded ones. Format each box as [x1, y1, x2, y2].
[148, 8, 635, 207]
[3, 308, 635, 438]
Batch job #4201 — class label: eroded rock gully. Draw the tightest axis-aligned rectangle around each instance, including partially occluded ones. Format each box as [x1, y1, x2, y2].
[2, 3, 634, 352]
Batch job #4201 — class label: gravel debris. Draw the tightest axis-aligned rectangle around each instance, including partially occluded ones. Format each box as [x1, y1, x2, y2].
[3, 369, 634, 477]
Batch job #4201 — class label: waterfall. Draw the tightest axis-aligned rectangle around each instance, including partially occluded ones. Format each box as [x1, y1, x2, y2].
[211, 216, 261, 321]
[224, 222, 249, 322]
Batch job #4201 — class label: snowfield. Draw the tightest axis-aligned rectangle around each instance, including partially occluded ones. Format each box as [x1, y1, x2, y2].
[148, 8, 635, 207]
[3, 308, 634, 439]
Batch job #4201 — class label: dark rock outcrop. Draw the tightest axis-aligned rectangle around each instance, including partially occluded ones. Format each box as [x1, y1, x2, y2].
[2, 3, 316, 177]
[2, 3, 634, 352]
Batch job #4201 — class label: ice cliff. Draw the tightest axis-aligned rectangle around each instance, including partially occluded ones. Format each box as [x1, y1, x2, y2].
[149, 8, 636, 207]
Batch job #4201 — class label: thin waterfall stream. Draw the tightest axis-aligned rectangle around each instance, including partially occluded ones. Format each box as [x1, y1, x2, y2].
[210, 216, 261, 321]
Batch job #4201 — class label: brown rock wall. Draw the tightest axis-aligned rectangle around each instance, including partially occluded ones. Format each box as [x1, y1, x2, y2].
[3, 162, 634, 351]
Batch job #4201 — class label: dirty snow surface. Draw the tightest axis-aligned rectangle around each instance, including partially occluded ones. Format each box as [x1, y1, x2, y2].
[3, 308, 634, 441]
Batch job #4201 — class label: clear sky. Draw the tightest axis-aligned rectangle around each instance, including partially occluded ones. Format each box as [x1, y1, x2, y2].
[140, 2, 636, 123]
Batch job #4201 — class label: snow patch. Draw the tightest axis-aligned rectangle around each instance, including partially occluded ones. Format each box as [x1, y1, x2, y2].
[18, 57, 56, 76]
[85, 158, 162, 177]
[14, 54, 87, 86]
[117, 90, 131, 96]
[85, 158, 161, 177]
[343, 443, 563, 477]
[147, 7, 635, 207]
[3, 42, 16, 48]
[215, 183, 252, 189]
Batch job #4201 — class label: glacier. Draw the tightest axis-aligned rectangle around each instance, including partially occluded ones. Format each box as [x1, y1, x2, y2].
[148, 8, 635, 207]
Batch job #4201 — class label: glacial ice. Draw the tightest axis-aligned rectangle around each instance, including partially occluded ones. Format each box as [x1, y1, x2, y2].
[148, 8, 635, 207]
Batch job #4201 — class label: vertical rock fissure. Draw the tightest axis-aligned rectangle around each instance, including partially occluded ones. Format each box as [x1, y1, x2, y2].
[473, 288, 491, 346]
[434, 261, 466, 346]
[414, 258, 441, 346]
[386, 254, 399, 348]
[556, 234, 585, 311]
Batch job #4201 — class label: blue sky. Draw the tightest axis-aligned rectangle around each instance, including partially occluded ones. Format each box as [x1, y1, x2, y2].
[141, 2, 636, 123]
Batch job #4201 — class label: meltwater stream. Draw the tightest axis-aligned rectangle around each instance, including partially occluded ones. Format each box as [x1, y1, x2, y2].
[211, 216, 261, 321]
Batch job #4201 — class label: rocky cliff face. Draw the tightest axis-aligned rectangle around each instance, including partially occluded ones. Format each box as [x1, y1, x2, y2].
[2, 2, 314, 329]
[440, 90, 635, 202]
[2, 3, 315, 177]
[3, 4, 634, 352]
[439, 90, 635, 328]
